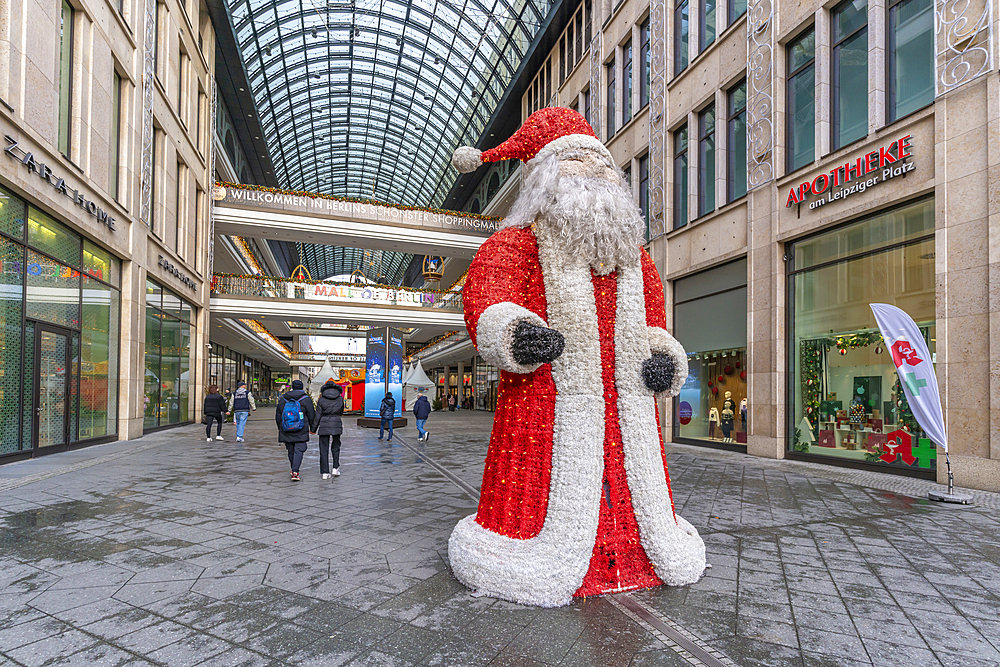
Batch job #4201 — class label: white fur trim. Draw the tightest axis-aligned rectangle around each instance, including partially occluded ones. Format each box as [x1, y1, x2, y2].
[475, 302, 547, 374]
[647, 327, 689, 397]
[530, 134, 613, 167]
[453, 146, 483, 173]
[449, 230, 606, 607]
[615, 264, 706, 586]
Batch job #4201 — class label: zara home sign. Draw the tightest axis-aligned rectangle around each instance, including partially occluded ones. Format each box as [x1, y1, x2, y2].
[786, 135, 915, 210]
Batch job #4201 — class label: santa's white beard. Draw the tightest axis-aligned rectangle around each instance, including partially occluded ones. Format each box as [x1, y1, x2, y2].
[502, 153, 645, 275]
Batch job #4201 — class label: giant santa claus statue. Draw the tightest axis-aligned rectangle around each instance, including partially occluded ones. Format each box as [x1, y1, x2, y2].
[447, 108, 706, 608]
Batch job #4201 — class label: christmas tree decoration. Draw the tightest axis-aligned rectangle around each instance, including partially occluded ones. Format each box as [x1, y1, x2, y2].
[448, 108, 705, 608]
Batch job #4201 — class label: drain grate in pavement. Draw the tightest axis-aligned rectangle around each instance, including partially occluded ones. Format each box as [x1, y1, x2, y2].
[610, 594, 738, 667]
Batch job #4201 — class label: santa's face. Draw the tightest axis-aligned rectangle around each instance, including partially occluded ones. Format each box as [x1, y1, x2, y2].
[502, 147, 644, 274]
[557, 150, 619, 183]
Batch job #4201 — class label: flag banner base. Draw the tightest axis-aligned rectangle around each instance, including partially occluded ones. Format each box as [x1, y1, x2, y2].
[927, 490, 973, 505]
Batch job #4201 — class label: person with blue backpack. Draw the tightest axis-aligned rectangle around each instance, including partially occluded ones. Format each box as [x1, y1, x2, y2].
[275, 380, 317, 481]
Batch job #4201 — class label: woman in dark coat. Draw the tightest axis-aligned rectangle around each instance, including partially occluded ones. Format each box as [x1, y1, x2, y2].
[316, 381, 345, 479]
[275, 380, 318, 481]
[203, 385, 229, 441]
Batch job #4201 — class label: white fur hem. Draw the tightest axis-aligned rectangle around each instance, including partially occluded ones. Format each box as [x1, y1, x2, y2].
[475, 302, 546, 374]
[530, 134, 613, 167]
[647, 327, 689, 397]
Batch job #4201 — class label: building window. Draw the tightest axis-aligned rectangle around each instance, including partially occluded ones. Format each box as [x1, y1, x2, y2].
[673, 259, 748, 448]
[674, 125, 689, 229]
[585, 0, 593, 44]
[698, 105, 715, 217]
[788, 198, 935, 473]
[58, 0, 74, 157]
[560, 32, 568, 83]
[622, 40, 633, 125]
[623, 163, 632, 188]
[787, 28, 816, 172]
[675, 0, 690, 74]
[196, 89, 206, 155]
[178, 51, 189, 126]
[833, 0, 868, 149]
[175, 162, 187, 254]
[576, 6, 584, 61]
[195, 188, 204, 270]
[638, 154, 649, 238]
[700, 0, 716, 52]
[639, 19, 650, 108]
[150, 128, 161, 231]
[727, 78, 747, 201]
[144, 280, 192, 429]
[607, 58, 616, 138]
[583, 88, 592, 127]
[110, 71, 123, 201]
[730, 0, 747, 24]
[887, 0, 933, 121]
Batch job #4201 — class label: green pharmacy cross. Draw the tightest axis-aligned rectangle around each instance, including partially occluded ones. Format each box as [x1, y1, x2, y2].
[903, 372, 927, 397]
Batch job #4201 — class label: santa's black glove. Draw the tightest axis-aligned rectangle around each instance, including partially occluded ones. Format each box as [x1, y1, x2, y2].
[512, 321, 565, 366]
[642, 353, 676, 393]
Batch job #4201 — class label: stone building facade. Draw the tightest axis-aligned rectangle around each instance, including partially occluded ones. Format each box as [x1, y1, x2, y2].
[0, 0, 216, 459]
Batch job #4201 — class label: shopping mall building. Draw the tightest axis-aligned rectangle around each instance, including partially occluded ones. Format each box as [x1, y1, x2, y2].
[1, 0, 999, 492]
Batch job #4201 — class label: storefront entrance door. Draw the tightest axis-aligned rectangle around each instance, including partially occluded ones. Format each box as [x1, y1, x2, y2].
[32, 326, 73, 450]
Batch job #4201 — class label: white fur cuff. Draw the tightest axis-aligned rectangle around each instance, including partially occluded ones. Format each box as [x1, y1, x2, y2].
[647, 327, 688, 397]
[476, 302, 548, 374]
[531, 134, 613, 167]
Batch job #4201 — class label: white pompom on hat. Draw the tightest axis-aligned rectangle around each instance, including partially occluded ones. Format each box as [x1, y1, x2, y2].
[452, 146, 484, 173]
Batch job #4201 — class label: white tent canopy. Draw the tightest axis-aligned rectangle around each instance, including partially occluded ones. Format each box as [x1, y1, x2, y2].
[309, 357, 339, 396]
[402, 359, 436, 409]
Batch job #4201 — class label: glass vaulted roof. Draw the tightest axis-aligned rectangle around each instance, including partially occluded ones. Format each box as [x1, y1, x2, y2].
[297, 244, 413, 283]
[228, 0, 553, 206]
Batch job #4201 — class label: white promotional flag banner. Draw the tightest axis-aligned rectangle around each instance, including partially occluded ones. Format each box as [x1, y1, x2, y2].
[869, 303, 948, 452]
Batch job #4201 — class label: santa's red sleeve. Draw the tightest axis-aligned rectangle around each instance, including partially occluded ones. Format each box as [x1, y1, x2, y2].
[640, 248, 688, 396]
[464, 227, 549, 374]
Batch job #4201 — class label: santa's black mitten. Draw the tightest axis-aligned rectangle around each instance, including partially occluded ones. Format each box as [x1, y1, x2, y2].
[642, 353, 676, 393]
[512, 321, 565, 366]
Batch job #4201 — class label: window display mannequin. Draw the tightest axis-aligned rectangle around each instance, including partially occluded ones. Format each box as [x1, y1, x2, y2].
[722, 391, 736, 413]
[720, 408, 734, 442]
[739, 398, 748, 431]
[709, 407, 719, 439]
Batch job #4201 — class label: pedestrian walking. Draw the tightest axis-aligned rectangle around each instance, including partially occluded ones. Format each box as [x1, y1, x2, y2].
[275, 380, 317, 481]
[227, 381, 257, 442]
[378, 392, 396, 441]
[412, 394, 431, 442]
[448, 394, 456, 411]
[316, 381, 344, 479]
[203, 385, 229, 441]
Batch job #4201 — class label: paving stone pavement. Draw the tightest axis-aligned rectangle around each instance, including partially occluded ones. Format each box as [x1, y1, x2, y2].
[0, 410, 998, 667]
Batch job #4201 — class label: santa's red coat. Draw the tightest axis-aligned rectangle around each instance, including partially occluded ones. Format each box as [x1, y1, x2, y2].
[461, 226, 684, 598]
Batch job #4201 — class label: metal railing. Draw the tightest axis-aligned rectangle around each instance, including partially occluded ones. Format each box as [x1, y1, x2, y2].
[211, 274, 463, 311]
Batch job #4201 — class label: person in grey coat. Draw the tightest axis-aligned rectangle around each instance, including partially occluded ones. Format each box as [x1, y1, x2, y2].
[316, 381, 344, 479]
[275, 380, 318, 481]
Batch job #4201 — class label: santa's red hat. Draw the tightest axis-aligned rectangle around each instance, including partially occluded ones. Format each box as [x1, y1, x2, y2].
[452, 107, 613, 173]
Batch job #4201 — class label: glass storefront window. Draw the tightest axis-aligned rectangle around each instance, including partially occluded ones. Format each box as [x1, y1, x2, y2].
[789, 198, 936, 472]
[0, 237, 24, 453]
[28, 208, 81, 266]
[0, 184, 26, 239]
[0, 188, 121, 454]
[673, 259, 748, 447]
[26, 250, 81, 329]
[83, 240, 121, 287]
[81, 277, 119, 438]
[144, 279, 192, 429]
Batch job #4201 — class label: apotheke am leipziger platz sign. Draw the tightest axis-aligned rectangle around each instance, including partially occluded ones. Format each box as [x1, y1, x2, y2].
[786, 135, 916, 210]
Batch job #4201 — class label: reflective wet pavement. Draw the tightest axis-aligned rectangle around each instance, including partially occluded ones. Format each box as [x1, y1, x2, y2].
[0, 411, 998, 666]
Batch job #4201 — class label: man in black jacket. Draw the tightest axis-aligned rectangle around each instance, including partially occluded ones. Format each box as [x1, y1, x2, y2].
[378, 392, 396, 441]
[275, 380, 318, 481]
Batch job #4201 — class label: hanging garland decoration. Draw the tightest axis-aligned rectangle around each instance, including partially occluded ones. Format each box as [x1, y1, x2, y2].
[215, 181, 503, 224]
[211, 272, 464, 296]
